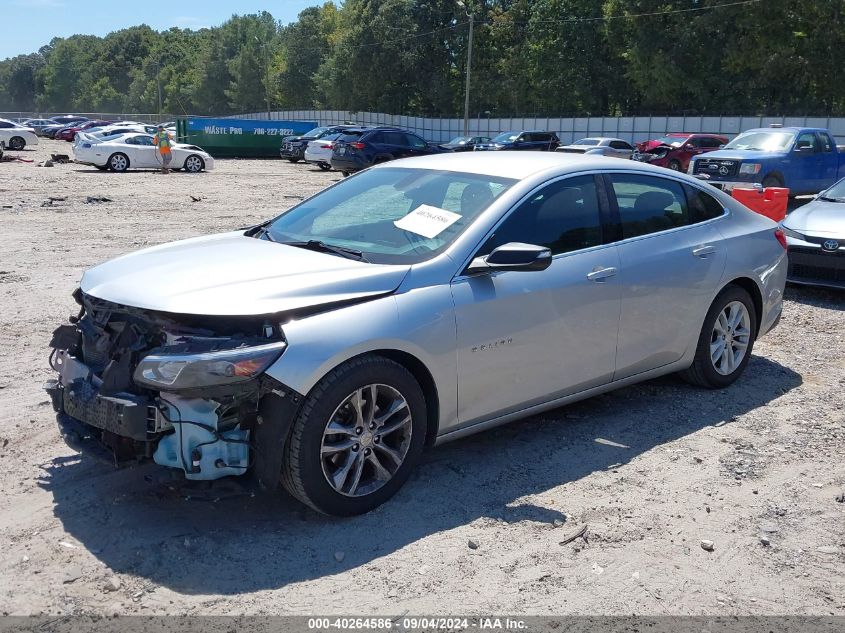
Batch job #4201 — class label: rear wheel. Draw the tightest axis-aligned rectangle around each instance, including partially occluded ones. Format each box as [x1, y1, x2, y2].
[184, 154, 204, 173]
[318, 163, 332, 171]
[108, 153, 129, 172]
[8, 136, 25, 151]
[281, 355, 427, 516]
[668, 159, 682, 171]
[288, 158, 300, 163]
[341, 171, 350, 178]
[680, 285, 757, 388]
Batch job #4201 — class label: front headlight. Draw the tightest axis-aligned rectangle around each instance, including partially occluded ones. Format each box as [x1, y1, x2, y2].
[739, 163, 762, 176]
[779, 224, 805, 241]
[134, 341, 286, 391]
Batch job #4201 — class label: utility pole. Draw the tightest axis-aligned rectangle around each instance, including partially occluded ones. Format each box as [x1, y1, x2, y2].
[255, 35, 272, 120]
[458, 1, 474, 137]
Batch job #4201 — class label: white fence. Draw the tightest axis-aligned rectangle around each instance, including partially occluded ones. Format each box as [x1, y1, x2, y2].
[237, 110, 845, 145]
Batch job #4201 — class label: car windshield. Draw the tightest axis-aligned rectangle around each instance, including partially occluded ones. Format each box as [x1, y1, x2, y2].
[303, 127, 329, 137]
[448, 136, 471, 144]
[818, 178, 845, 202]
[654, 135, 688, 147]
[492, 131, 520, 143]
[724, 131, 795, 151]
[264, 167, 516, 264]
[573, 138, 600, 146]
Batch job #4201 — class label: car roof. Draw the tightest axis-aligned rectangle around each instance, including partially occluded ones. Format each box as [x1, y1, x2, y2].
[384, 151, 674, 180]
[571, 137, 624, 142]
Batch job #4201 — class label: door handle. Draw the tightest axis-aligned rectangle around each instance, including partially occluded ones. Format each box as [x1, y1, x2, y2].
[692, 245, 716, 258]
[587, 267, 618, 282]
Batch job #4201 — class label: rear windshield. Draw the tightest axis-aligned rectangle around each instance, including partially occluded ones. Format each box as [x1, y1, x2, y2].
[337, 131, 365, 142]
[573, 138, 600, 146]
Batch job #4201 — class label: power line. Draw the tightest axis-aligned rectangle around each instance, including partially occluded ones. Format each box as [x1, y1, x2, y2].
[509, 0, 763, 25]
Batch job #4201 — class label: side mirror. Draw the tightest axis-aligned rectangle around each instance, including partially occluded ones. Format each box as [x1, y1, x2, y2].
[466, 242, 552, 274]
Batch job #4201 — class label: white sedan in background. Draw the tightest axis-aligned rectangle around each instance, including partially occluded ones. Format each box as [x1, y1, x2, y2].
[556, 137, 634, 158]
[0, 118, 39, 150]
[304, 132, 344, 170]
[74, 132, 214, 172]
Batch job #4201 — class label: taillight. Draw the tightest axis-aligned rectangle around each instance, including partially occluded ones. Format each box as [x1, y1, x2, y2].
[319, 143, 333, 149]
[774, 228, 788, 250]
[350, 142, 366, 150]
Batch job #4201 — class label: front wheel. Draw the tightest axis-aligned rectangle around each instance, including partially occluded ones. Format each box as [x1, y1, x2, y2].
[108, 153, 129, 172]
[762, 174, 783, 189]
[8, 137, 25, 150]
[668, 159, 682, 171]
[287, 158, 300, 163]
[281, 355, 427, 516]
[680, 285, 757, 388]
[184, 154, 205, 173]
[318, 163, 331, 171]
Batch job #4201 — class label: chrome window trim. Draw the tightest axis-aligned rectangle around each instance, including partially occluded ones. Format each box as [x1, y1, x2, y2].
[452, 169, 731, 280]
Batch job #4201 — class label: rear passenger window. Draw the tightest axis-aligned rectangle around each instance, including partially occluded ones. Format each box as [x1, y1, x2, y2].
[478, 175, 602, 256]
[819, 133, 834, 153]
[610, 174, 689, 238]
[684, 185, 726, 222]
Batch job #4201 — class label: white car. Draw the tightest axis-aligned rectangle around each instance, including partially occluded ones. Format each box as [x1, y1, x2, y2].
[556, 137, 634, 159]
[0, 118, 39, 150]
[74, 132, 214, 172]
[303, 132, 344, 170]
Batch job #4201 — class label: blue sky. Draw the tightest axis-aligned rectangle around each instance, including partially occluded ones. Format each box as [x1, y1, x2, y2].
[1, 0, 324, 59]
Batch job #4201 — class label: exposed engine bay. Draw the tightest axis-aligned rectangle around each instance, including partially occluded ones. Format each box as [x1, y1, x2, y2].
[45, 289, 293, 481]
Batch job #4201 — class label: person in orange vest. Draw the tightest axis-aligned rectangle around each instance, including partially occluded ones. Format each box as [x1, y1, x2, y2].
[154, 125, 172, 174]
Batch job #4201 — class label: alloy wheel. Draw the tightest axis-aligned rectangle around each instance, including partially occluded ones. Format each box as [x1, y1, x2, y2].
[320, 384, 413, 497]
[185, 155, 203, 172]
[710, 301, 751, 375]
[110, 154, 127, 171]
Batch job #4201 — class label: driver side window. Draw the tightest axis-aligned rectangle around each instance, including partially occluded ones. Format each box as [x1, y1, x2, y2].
[795, 132, 817, 152]
[478, 175, 603, 257]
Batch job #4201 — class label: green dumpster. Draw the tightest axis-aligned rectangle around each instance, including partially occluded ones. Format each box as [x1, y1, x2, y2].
[176, 117, 319, 158]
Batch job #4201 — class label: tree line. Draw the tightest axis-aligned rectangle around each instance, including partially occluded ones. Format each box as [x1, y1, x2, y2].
[2, 0, 844, 118]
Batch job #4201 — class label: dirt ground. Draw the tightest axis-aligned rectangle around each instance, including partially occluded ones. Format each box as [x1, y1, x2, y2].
[0, 140, 843, 617]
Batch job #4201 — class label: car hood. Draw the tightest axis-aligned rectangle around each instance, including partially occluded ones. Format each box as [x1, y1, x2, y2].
[783, 200, 845, 236]
[80, 231, 411, 317]
[637, 140, 678, 153]
[694, 149, 777, 161]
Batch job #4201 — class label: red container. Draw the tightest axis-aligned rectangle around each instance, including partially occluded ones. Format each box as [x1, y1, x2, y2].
[731, 187, 789, 222]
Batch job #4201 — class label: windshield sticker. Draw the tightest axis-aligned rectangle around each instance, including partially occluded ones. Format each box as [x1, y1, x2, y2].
[394, 205, 462, 239]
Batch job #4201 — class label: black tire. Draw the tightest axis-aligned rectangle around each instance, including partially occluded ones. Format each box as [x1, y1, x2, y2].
[318, 163, 331, 171]
[288, 158, 300, 163]
[341, 171, 350, 178]
[8, 136, 25, 151]
[762, 174, 783, 188]
[108, 153, 129, 172]
[184, 154, 205, 173]
[281, 354, 427, 516]
[680, 285, 757, 389]
[668, 159, 682, 171]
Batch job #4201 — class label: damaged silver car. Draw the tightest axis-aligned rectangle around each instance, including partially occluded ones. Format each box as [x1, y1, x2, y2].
[46, 152, 787, 516]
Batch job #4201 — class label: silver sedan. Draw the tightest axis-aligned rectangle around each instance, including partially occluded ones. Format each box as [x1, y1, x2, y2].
[46, 153, 787, 516]
[781, 177, 845, 289]
[556, 137, 635, 158]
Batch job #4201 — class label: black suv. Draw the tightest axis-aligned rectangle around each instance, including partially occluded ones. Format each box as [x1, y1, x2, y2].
[330, 127, 450, 175]
[280, 125, 357, 163]
[474, 130, 560, 152]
